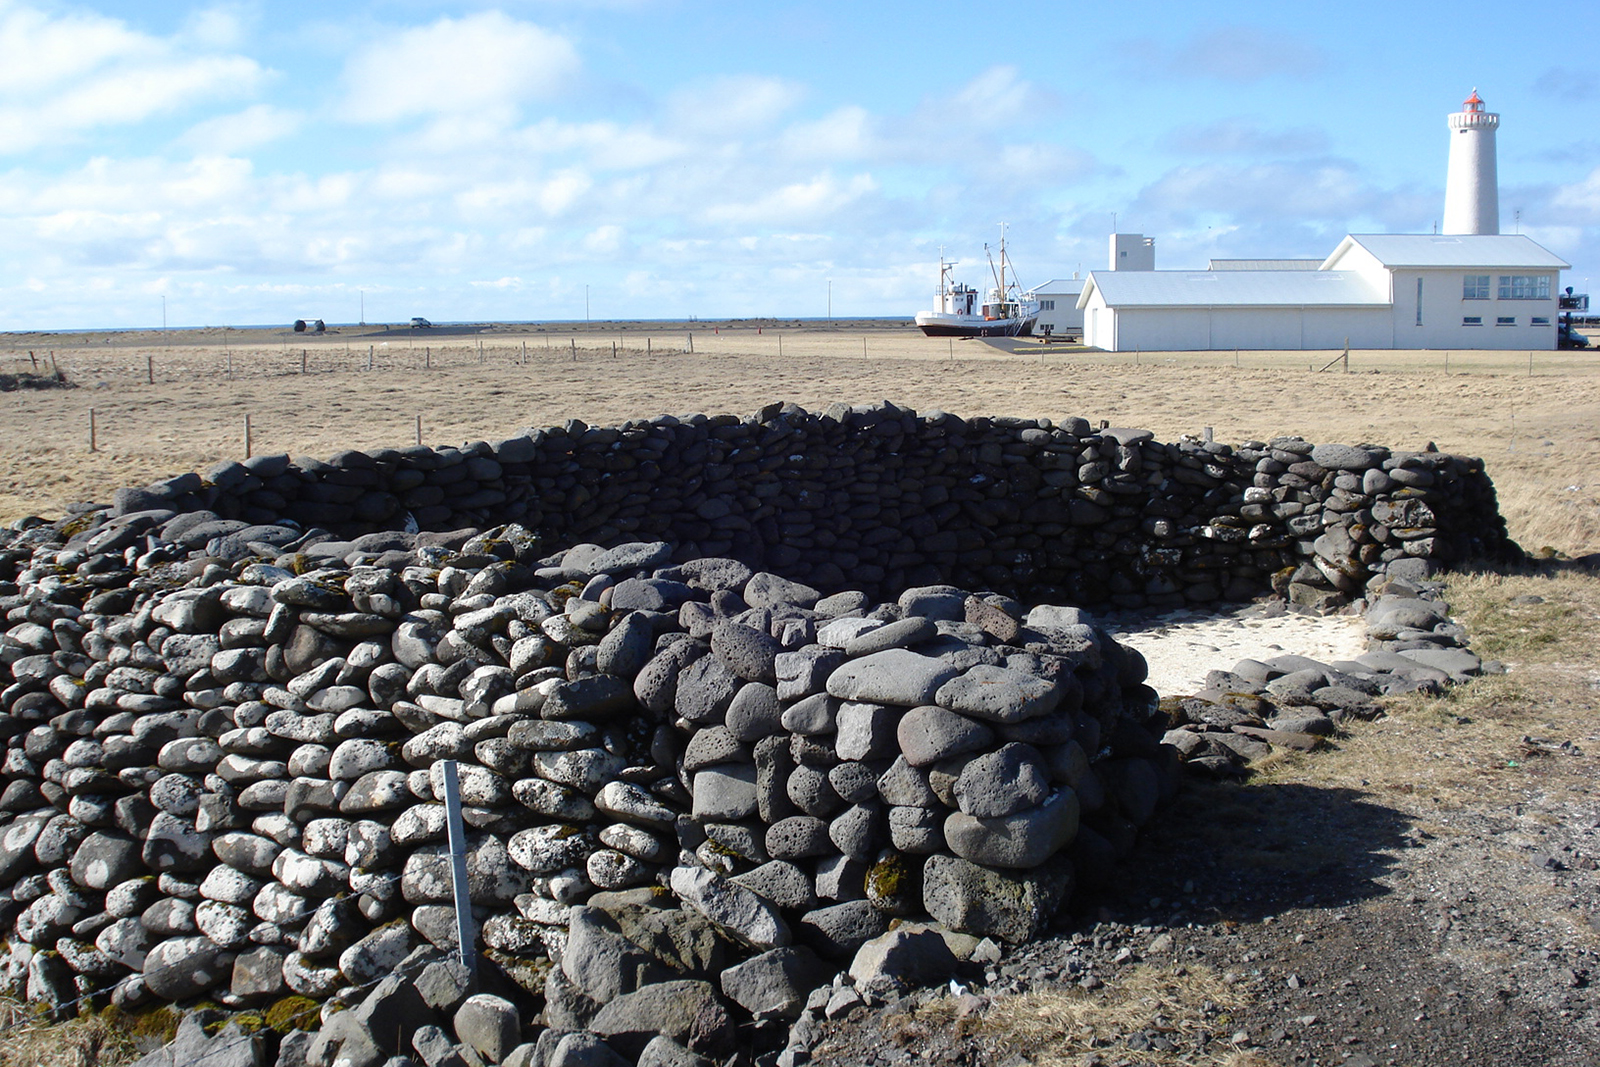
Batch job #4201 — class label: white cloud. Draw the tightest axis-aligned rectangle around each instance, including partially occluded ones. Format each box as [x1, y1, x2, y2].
[702, 172, 877, 226]
[1167, 119, 1329, 156]
[0, 3, 267, 154]
[1551, 167, 1600, 225]
[666, 75, 805, 137]
[340, 12, 579, 123]
[781, 106, 877, 161]
[1130, 26, 1330, 83]
[181, 104, 301, 154]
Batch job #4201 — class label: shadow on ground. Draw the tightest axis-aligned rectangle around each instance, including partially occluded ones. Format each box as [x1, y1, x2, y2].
[1078, 778, 1414, 929]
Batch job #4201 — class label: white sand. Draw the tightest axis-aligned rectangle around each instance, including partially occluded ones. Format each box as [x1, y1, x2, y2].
[1098, 606, 1369, 697]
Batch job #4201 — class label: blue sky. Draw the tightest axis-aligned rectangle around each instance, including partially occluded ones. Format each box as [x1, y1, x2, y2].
[1, 0, 1596, 329]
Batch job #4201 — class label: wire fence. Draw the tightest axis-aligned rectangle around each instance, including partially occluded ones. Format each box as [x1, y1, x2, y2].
[7, 331, 1600, 387]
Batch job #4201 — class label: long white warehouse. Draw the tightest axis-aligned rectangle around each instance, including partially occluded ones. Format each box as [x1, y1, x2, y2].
[1076, 233, 1569, 352]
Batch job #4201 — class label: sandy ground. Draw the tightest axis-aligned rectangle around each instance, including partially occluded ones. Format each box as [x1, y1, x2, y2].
[1099, 606, 1370, 697]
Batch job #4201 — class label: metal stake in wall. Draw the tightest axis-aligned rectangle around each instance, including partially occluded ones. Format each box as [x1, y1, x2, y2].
[438, 760, 480, 984]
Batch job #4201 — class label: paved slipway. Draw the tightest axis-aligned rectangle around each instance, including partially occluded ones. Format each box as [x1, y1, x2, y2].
[806, 607, 1600, 1067]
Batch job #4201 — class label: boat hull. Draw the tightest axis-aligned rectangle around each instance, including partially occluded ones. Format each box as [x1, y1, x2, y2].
[916, 312, 1038, 338]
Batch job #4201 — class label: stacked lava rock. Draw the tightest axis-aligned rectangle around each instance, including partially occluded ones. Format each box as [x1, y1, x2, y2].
[95, 404, 1516, 612]
[0, 511, 1172, 1031]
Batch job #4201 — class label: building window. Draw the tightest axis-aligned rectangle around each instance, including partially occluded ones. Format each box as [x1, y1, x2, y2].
[1532, 317, 1551, 326]
[1039, 300, 1055, 311]
[1416, 277, 1424, 326]
[1462, 316, 1482, 326]
[1497, 316, 1516, 326]
[1498, 275, 1551, 300]
[1463, 275, 1490, 300]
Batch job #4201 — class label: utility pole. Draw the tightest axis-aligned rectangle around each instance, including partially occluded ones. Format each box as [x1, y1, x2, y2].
[586, 285, 590, 323]
[359, 290, 365, 326]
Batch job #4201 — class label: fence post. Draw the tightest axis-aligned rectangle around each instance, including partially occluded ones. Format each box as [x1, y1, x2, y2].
[88, 409, 96, 453]
[439, 760, 480, 983]
[521, 341, 526, 365]
[147, 354, 154, 384]
[426, 347, 431, 369]
[368, 345, 374, 371]
[245, 414, 252, 458]
[688, 333, 694, 354]
[415, 415, 422, 446]
[301, 349, 308, 374]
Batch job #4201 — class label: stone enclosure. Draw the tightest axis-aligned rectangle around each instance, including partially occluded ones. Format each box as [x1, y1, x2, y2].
[0, 403, 1511, 1067]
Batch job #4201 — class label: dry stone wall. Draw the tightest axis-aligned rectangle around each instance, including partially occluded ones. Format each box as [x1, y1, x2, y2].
[0, 403, 1517, 1067]
[106, 402, 1515, 610]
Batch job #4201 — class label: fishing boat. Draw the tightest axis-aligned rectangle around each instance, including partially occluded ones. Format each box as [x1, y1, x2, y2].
[914, 228, 1039, 337]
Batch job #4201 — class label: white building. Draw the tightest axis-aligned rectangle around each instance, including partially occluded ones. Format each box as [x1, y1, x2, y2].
[1027, 277, 1086, 337]
[1110, 233, 1155, 271]
[1077, 233, 1569, 352]
[1443, 90, 1499, 235]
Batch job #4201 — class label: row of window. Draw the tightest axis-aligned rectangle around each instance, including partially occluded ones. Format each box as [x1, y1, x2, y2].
[1463, 274, 1552, 300]
[1462, 316, 1551, 326]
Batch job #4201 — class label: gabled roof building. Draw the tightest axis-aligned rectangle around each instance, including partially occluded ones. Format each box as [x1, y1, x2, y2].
[1077, 233, 1568, 352]
[1075, 92, 1573, 352]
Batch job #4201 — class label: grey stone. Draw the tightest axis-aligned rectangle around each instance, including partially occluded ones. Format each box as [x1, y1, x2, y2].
[637, 1036, 715, 1067]
[922, 853, 1075, 944]
[764, 816, 832, 860]
[143, 936, 235, 1000]
[842, 617, 937, 656]
[847, 926, 959, 993]
[744, 573, 820, 609]
[1309, 442, 1377, 470]
[690, 763, 759, 821]
[780, 693, 839, 735]
[719, 946, 831, 1021]
[725, 683, 784, 742]
[826, 649, 959, 707]
[834, 702, 898, 761]
[562, 905, 670, 1001]
[896, 705, 993, 767]
[453, 993, 519, 1065]
[934, 665, 1061, 724]
[549, 1032, 629, 1067]
[589, 978, 731, 1059]
[888, 806, 944, 853]
[797, 900, 889, 960]
[671, 865, 790, 949]
[943, 788, 1079, 868]
[596, 612, 655, 678]
[731, 860, 817, 911]
[711, 621, 781, 684]
[953, 743, 1051, 818]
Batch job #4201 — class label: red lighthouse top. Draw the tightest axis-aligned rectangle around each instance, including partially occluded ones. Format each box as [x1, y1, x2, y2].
[1463, 89, 1484, 111]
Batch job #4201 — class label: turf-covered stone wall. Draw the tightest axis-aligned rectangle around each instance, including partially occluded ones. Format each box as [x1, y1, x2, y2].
[103, 402, 1516, 611]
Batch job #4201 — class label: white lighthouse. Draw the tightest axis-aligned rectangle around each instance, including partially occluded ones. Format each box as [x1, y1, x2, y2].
[1442, 89, 1499, 235]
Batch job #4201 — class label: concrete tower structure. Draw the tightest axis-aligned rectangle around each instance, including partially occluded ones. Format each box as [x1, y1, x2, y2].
[1443, 89, 1499, 235]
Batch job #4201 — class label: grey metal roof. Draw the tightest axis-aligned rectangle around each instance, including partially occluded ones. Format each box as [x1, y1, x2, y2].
[1208, 259, 1323, 271]
[1335, 234, 1570, 269]
[1029, 278, 1086, 294]
[1082, 269, 1389, 309]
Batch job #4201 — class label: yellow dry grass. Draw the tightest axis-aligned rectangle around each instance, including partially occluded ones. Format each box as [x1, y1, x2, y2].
[893, 963, 1265, 1067]
[3, 325, 1600, 560]
[0, 999, 140, 1067]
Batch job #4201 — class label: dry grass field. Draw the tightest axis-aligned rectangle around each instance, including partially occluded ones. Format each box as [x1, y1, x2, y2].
[3, 322, 1600, 1065]
[3, 321, 1599, 556]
